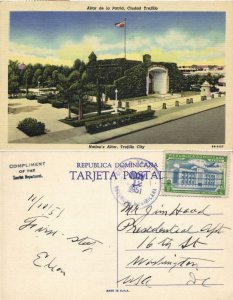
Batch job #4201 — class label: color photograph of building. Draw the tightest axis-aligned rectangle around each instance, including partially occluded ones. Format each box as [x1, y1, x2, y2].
[8, 11, 226, 144]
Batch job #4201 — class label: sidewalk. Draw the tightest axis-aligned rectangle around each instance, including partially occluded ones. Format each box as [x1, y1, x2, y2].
[8, 99, 73, 142]
[10, 97, 225, 144]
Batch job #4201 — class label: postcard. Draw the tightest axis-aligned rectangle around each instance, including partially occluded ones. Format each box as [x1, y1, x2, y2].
[0, 1, 232, 150]
[1, 150, 233, 299]
[0, 1, 233, 300]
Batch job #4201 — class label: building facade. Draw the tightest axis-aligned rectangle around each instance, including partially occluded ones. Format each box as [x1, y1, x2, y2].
[170, 163, 223, 191]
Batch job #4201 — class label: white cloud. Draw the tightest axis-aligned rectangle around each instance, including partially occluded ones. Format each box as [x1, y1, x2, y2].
[147, 29, 222, 52]
[9, 29, 225, 66]
[127, 36, 151, 50]
[10, 42, 56, 59]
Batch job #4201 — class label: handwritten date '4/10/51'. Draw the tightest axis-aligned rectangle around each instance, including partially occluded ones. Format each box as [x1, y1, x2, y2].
[27, 194, 65, 219]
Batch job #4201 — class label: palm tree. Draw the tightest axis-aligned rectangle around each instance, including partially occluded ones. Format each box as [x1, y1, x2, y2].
[56, 70, 81, 119]
[76, 72, 88, 120]
[8, 60, 20, 96]
[56, 69, 89, 119]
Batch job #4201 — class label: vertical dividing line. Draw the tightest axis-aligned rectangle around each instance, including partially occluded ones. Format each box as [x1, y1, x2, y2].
[124, 18, 127, 59]
[117, 188, 119, 289]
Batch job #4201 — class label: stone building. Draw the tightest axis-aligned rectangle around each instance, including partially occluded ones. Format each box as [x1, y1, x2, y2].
[170, 162, 223, 191]
[201, 81, 211, 98]
[86, 53, 180, 100]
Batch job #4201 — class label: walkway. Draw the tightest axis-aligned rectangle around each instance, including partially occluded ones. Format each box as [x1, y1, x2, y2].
[8, 99, 72, 142]
[9, 96, 225, 144]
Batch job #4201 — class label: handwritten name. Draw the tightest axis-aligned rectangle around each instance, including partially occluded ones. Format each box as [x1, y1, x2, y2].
[33, 251, 65, 276]
[122, 202, 212, 217]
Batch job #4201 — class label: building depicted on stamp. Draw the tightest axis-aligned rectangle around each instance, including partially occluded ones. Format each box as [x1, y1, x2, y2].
[169, 162, 223, 190]
[164, 153, 227, 196]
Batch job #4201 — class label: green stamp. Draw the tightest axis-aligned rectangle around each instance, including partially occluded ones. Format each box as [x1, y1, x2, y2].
[164, 153, 228, 196]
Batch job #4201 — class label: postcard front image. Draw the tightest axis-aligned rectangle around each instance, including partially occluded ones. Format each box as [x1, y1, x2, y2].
[0, 1, 232, 149]
[1, 1, 233, 300]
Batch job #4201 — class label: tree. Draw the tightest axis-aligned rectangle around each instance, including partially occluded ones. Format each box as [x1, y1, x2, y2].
[32, 68, 43, 87]
[73, 59, 85, 73]
[23, 65, 33, 94]
[59, 65, 71, 77]
[76, 72, 88, 120]
[56, 70, 82, 119]
[8, 78, 20, 95]
[42, 65, 53, 86]
[8, 60, 20, 95]
[50, 69, 59, 88]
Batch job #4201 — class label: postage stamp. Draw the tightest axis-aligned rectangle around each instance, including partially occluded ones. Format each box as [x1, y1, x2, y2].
[110, 157, 161, 208]
[164, 153, 228, 196]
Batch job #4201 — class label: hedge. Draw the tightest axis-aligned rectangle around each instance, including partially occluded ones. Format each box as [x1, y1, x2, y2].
[70, 103, 112, 115]
[48, 98, 56, 104]
[52, 101, 64, 108]
[37, 96, 49, 104]
[119, 109, 137, 115]
[47, 92, 56, 99]
[18, 118, 45, 136]
[61, 113, 113, 127]
[85, 110, 155, 133]
[70, 106, 79, 115]
[26, 94, 37, 100]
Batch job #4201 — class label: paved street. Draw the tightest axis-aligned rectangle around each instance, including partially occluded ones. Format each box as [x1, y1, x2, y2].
[102, 106, 225, 144]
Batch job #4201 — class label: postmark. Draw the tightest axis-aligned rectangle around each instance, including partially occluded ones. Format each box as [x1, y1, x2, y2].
[164, 153, 228, 196]
[110, 157, 161, 207]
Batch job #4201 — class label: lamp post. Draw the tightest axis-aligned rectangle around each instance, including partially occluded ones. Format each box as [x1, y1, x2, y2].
[114, 88, 118, 114]
[38, 81, 40, 96]
[18, 63, 28, 96]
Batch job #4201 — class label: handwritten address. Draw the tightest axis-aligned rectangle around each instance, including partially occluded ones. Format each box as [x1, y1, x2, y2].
[117, 202, 230, 288]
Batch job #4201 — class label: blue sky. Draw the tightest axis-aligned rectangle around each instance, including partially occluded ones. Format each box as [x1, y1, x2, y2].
[10, 11, 225, 66]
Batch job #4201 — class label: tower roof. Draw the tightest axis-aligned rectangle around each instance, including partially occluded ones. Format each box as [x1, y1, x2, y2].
[201, 80, 210, 86]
